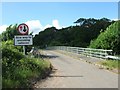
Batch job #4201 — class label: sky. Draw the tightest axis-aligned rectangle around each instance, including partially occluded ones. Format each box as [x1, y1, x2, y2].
[0, 2, 118, 35]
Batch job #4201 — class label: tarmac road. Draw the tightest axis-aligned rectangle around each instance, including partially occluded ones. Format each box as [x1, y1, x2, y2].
[34, 50, 118, 88]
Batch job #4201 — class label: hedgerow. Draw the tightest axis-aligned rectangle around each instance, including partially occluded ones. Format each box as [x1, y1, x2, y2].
[2, 40, 51, 88]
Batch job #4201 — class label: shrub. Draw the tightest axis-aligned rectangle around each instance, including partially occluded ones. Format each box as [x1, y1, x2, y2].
[89, 21, 120, 55]
[2, 40, 51, 88]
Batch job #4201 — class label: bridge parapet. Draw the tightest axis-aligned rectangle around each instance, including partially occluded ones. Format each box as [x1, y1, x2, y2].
[47, 46, 120, 60]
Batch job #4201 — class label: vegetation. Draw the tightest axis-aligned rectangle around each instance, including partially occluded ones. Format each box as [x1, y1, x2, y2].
[2, 40, 51, 88]
[99, 60, 120, 70]
[1, 24, 18, 41]
[33, 18, 114, 48]
[89, 20, 120, 55]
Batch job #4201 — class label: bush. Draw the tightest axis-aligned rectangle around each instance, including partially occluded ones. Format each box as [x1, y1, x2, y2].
[2, 40, 51, 88]
[89, 21, 120, 55]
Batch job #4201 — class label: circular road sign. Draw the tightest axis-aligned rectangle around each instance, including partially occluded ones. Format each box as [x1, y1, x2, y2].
[17, 23, 29, 35]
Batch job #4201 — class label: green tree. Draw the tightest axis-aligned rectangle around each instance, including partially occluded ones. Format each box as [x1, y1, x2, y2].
[33, 18, 114, 48]
[1, 24, 18, 41]
[33, 27, 58, 48]
[89, 21, 120, 55]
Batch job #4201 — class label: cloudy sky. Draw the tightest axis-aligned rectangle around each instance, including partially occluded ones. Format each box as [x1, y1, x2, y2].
[1, 2, 118, 35]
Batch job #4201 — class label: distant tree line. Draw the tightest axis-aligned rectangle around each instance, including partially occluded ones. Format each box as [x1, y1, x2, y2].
[33, 18, 114, 48]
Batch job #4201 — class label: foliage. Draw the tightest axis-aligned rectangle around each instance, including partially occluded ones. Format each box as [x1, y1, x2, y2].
[1, 24, 18, 41]
[89, 21, 120, 54]
[2, 40, 50, 88]
[33, 18, 113, 48]
[2, 40, 23, 52]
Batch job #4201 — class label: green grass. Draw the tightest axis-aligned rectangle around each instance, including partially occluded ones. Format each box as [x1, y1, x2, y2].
[100, 59, 120, 70]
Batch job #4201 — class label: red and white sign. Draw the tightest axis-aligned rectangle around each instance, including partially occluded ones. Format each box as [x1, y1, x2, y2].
[17, 23, 29, 35]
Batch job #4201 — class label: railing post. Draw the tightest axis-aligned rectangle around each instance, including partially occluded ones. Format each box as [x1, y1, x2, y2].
[90, 49, 91, 57]
[76, 47, 78, 54]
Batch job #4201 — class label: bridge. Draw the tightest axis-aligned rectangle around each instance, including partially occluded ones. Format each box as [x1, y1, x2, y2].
[33, 46, 118, 88]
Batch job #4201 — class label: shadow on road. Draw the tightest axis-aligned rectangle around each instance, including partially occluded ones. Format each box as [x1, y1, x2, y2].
[40, 54, 59, 59]
[49, 75, 84, 77]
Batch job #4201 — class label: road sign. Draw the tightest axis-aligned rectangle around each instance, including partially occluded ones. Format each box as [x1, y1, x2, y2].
[17, 23, 29, 35]
[14, 35, 33, 46]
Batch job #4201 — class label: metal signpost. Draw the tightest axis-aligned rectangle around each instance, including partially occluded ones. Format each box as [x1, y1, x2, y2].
[14, 23, 33, 55]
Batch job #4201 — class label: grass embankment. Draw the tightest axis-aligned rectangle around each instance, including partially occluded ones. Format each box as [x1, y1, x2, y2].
[2, 41, 52, 88]
[99, 60, 120, 73]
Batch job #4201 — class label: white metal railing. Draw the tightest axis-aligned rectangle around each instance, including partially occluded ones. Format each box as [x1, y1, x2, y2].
[47, 46, 120, 60]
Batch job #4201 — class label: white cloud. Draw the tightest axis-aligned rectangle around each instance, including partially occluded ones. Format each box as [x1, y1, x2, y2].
[43, 19, 61, 30]
[25, 20, 43, 35]
[52, 20, 61, 29]
[112, 18, 119, 21]
[0, 25, 8, 34]
[25, 19, 61, 35]
[43, 24, 52, 30]
[0, 19, 62, 35]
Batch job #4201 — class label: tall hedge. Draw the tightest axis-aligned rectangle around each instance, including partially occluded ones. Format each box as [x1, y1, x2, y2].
[89, 21, 120, 55]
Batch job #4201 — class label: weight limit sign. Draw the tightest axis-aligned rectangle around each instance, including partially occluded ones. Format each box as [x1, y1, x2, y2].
[17, 23, 29, 35]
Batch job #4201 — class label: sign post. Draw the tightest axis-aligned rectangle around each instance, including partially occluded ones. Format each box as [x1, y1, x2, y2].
[23, 46, 25, 55]
[15, 23, 32, 55]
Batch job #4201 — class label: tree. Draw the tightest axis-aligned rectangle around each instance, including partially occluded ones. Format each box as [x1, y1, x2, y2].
[1, 24, 18, 41]
[89, 20, 120, 55]
[74, 18, 85, 26]
[74, 18, 98, 27]
[33, 27, 58, 48]
[33, 18, 114, 48]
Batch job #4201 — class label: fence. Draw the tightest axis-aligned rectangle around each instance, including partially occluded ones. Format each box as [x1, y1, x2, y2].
[47, 46, 120, 60]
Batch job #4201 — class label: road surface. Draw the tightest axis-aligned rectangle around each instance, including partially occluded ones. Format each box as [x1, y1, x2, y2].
[34, 50, 118, 88]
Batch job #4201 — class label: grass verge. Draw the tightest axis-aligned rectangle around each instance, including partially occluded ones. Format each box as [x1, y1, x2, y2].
[99, 59, 120, 73]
